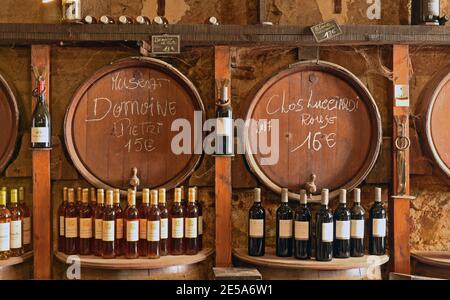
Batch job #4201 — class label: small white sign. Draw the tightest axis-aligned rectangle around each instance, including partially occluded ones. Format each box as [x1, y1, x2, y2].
[395, 84, 409, 107]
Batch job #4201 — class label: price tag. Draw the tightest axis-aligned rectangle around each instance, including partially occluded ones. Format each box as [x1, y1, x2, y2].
[310, 19, 343, 43]
[151, 35, 181, 55]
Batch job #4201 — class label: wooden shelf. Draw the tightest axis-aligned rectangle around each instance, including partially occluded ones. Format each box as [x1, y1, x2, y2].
[54, 248, 214, 270]
[233, 248, 389, 270]
[0, 24, 448, 46]
[0, 252, 33, 269]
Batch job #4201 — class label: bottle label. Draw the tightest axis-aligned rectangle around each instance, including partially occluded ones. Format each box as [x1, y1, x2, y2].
[336, 220, 350, 240]
[31, 127, 49, 144]
[216, 117, 233, 136]
[116, 218, 123, 239]
[171, 217, 184, 238]
[139, 218, 147, 239]
[185, 217, 198, 238]
[198, 215, 203, 235]
[95, 218, 103, 240]
[102, 220, 115, 241]
[321, 222, 333, 242]
[23, 217, 31, 245]
[372, 218, 386, 237]
[59, 216, 65, 236]
[147, 220, 160, 242]
[249, 219, 264, 238]
[79, 218, 92, 238]
[351, 219, 364, 238]
[0, 223, 10, 251]
[10, 220, 22, 249]
[65, 217, 78, 238]
[426, 0, 439, 15]
[126, 220, 139, 241]
[160, 218, 168, 239]
[279, 219, 293, 238]
[294, 221, 309, 240]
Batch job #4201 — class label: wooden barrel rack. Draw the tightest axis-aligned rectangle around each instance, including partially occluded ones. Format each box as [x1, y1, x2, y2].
[411, 251, 450, 279]
[233, 248, 388, 280]
[0, 252, 33, 279]
[53, 248, 214, 280]
[244, 60, 382, 201]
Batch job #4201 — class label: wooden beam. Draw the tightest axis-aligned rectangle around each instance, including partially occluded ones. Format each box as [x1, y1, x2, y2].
[0, 24, 448, 46]
[31, 45, 52, 279]
[389, 44, 411, 275]
[215, 46, 232, 267]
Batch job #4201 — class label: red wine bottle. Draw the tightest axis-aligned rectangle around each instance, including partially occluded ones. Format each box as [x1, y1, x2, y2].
[294, 189, 311, 259]
[248, 188, 265, 256]
[334, 189, 350, 258]
[350, 188, 365, 257]
[369, 187, 386, 255]
[31, 79, 51, 149]
[215, 85, 233, 155]
[276, 188, 293, 257]
[316, 189, 333, 261]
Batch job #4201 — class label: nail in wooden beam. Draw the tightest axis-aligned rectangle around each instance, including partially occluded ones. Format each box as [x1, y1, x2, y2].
[31, 45, 52, 279]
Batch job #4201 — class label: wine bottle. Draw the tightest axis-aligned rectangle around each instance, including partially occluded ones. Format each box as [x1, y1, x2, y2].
[350, 188, 365, 257]
[0, 190, 11, 260]
[147, 190, 160, 259]
[248, 187, 265, 256]
[369, 187, 386, 255]
[135, 15, 151, 24]
[65, 188, 78, 255]
[76, 187, 82, 209]
[197, 190, 203, 251]
[294, 189, 311, 260]
[153, 16, 169, 25]
[276, 188, 293, 257]
[185, 187, 199, 255]
[100, 15, 115, 24]
[334, 189, 350, 258]
[79, 188, 93, 255]
[158, 188, 168, 256]
[170, 187, 184, 255]
[83, 15, 97, 24]
[93, 189, 104, 256]
[316, 189, 333, 261]
[124, 189, 139, 259]
[90, 187, 97, 210]
[118, 15, 134, 24]
[31, 79, 51, 149]
[215, 85, 233, 155]
[9, 189, 23, 257]
[1, 187, 7, 209]
[138, 189, 150, 256]
[18, 187, 31, 253]
[113, 189, 124, 256]
[102, 190, 115, 259]
[58, 187, 67, 253]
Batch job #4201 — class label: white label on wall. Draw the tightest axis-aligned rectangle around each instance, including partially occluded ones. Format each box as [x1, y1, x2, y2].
[249, 219, 264, 238]
[31, 127, 49, 143]
[23, 217, 31, 245]
[126, 220, 139, 242]
[216, 117, 233, 136]
[372, 218, 386, 237]
[102, 220, 115, 241]
[59, 216, 65, 236]
[322, 222, 333, 242]
[171, 218, 184, 239]
[336, 220, 350, 240]
[160, 218, 168, 239]
[95, 218, 102, 239]
[351, 219, 365, 238]
[147, 220, 160, 242]
[279, 219, 293, 238]
[79, 218, 92, 238]
[185, 217, 198, 238]
[0, 223, 10, 251]
[139, 218, 147, 239]
[198, 216, 203, 235]
[395, 84, 410, 107]
[294, 221, 309, 240]
[65, 217, 78, 238]
[116, 218, 123, 239]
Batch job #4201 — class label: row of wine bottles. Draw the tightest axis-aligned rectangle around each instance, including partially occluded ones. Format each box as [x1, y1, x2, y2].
[0, 187, 32, 260]
[248, 187, 387, 260]
[58, 186, 203, 258]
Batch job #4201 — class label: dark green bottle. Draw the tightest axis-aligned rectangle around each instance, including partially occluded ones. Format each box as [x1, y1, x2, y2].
[31, 79, 51, 149]
[276, 188, 293, 257]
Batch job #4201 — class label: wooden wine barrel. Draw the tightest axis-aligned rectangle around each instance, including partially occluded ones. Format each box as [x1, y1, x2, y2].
[64, 57, 205, 192]
[0, 73, 19, 173]
[244, 60, 382, 201]
[233, 248, 388, 280]
[411, 251, 450, 279]
[418, 66, 450, 179]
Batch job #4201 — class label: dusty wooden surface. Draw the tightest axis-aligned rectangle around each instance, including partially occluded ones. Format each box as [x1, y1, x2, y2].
[0, 252, 33, 280]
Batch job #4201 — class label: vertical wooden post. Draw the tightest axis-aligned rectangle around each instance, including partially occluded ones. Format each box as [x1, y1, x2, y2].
[31, 45, 52, 279]
[214, 46, 232, 267]
[390, 44, 411, 274]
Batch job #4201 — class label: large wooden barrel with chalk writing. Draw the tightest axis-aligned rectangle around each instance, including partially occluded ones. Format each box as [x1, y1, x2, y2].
[64, 57, 205, 192]
[418, 65, 450, 180]
[244, 60, 382, 201]
[0, 73, 19, 173]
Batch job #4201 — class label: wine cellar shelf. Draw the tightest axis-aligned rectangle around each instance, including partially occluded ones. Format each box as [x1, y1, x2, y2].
[0, 24, 449, 46]
[54, 248, 213, 270]
[0, 252, 32, 269]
